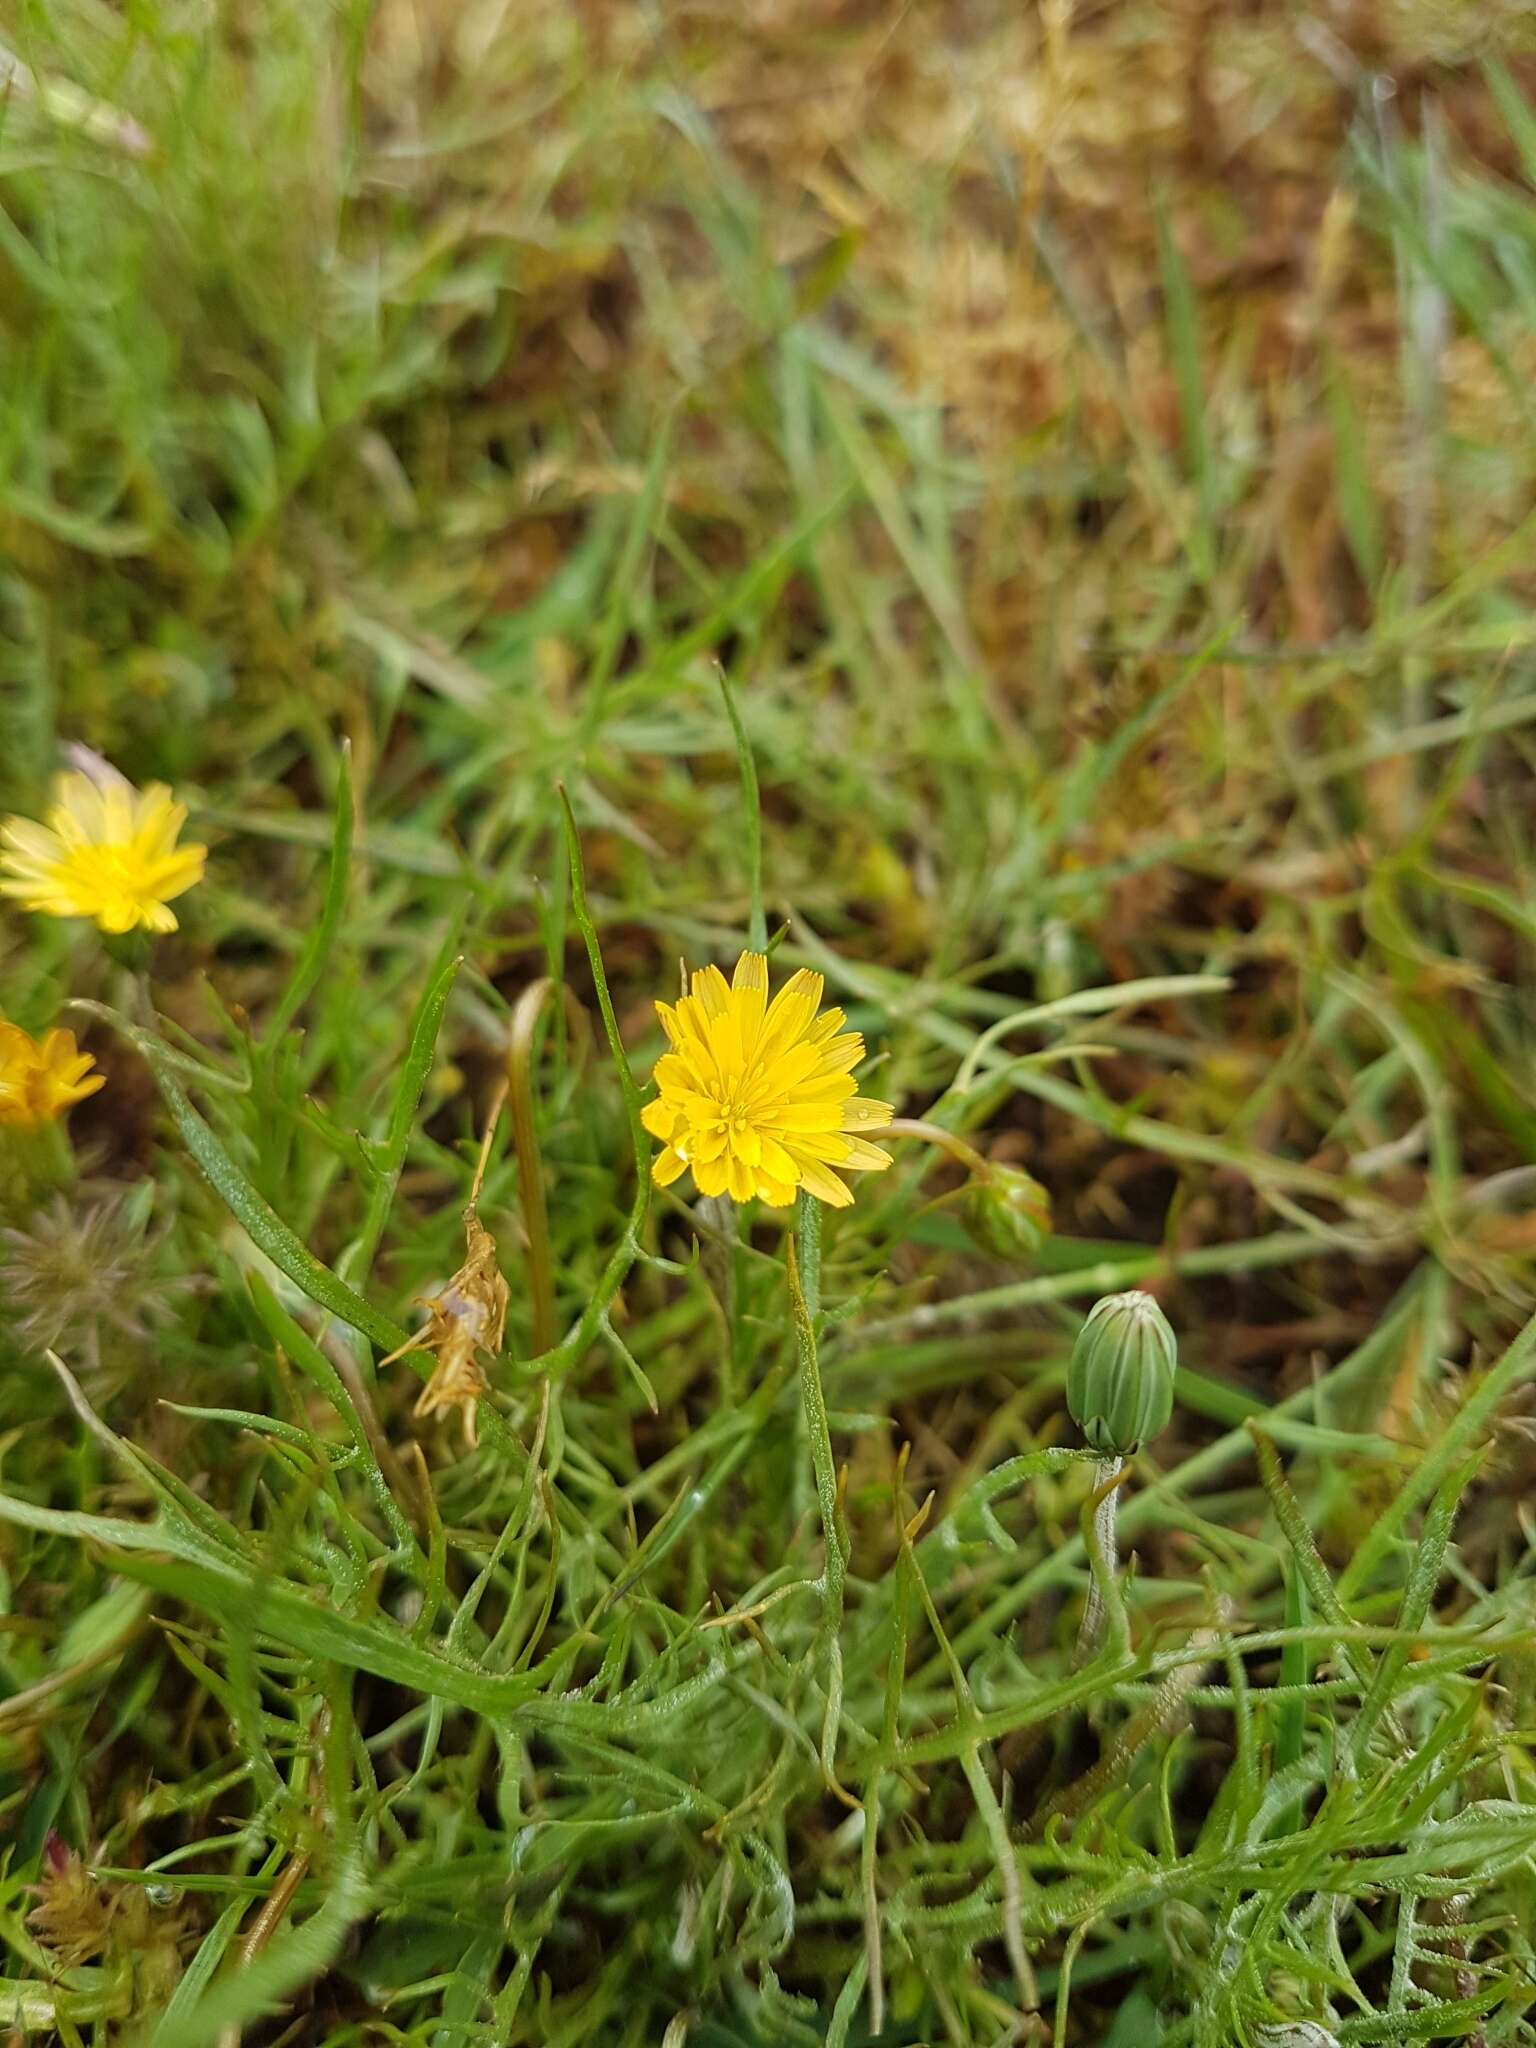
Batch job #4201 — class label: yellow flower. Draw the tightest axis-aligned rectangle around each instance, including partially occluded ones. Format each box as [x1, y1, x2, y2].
[0, 1020, 104, 1129]
[0, 770, 207, 934]
[642, 951, 894, 1208]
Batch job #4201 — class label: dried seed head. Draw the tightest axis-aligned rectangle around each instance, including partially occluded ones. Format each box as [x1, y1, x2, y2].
[1, 1190, 177, 1360]
[383, 1207, 509, 1449]
[30, 1833, 189, 1987]
[29, 1835, 108, 1969]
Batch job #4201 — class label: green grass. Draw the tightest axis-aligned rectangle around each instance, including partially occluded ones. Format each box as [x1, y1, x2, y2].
[5, 1, 1536, 2042]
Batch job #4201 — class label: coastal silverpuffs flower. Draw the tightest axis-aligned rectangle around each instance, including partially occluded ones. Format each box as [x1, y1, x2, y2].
[644, 951, 893, 1208]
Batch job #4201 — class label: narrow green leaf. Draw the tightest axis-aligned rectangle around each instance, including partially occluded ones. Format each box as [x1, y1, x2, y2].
[1272, 1557, 1311, 1838]
[263, 743, 355, 1045]
[1339, 1302, 1536, 1600]
[531, 790, 652, 1379]
[824, 1949, 868, 2048]
[579, 410, 674, 739]
[159, 1403, 319, 1450]
[72, 1001, 405, 1356]
[718, 666, 766, 952]
[1327, 351, 1383, 589]
[343, 929, 464, 1296]
[1155, 197, 1213, 574]
[1351, 1458, 1474, 1762]
[1249, 1425, 1385, 1725]
[150, 1883, 269, 2035]
[1486, 56, 1536, 185]
[380, 940, 463, 1173]
[137, 1856, 370, 2048]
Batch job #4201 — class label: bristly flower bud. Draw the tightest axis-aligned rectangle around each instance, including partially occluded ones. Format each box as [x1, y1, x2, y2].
[1067, 1289, 1176, 1457]
[962, 1166, 1052, 1263]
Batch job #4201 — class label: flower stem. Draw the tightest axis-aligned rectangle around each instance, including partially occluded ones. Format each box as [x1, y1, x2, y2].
[883, 1115, 993, 1180]
[789, 1190, 845, 1785]
[717, 668, 766, 954]
[526, 789, 653, 1380]
[507, 979, 559, 1357]
[694, 1193, 741, 1402]
[1076, 1457, 1122, 1664]
[795, 1183, 822, 1320]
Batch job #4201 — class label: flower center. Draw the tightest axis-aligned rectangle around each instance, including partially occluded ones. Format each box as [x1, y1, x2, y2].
[714, 1095, 758, 1134]
[69, 842, 159, 919]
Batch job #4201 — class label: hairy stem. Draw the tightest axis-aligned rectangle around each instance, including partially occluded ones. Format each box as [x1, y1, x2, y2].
[1076, 1458, 1122, 1664]
[507, 978, 560, 1357]
[883, 1115, 994, 1180]
[789, 1191, 845, 1785]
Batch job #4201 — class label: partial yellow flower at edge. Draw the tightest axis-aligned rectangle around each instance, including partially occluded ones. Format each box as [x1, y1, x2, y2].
[0, 1020, 104, 1129]
[0, 769, 207, 934]
[642, 950, 894, 1209]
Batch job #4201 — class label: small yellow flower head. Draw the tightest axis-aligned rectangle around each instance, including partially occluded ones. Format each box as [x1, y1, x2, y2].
[0, 768, 207, 934]
[643, 951, 894, 1208]
[0, 1020, 104, 1129]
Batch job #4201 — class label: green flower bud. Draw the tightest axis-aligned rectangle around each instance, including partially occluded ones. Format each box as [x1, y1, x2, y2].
[1067, 1289, 1176, 1456]
[963, 1166, 1052, 1263]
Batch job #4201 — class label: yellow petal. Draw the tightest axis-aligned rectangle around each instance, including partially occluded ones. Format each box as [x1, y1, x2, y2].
[653, 1053, 698, 1096]
[730, 1123, 762, 1166]
[769, 1100, 848, 1133]
[731, 952, 768, 997]
[731, 952, 768, 1050]
[703, 1002, 745, 1080]
[795, 1157, 853, 1207]
[784, 1131, 855, 1164]
[691, 965, 732, 1019]
[841, 1096, 895, 1130]
[652, 1148, 688, 1187]
[758, 1134, 798, 1184]
[809, 1035, 865, 1077]
[671, 995, 720, 1065]
[641, 1097, 678, 1140]
[771, 968, 823, 1013]
[758, 969, 823, 1052]
[1, 819, 61, 861]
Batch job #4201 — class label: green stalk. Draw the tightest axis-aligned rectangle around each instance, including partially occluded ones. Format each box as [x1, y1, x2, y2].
[789, 1190, 844, 1784]
[507, 978, 560, 1357]
[1075, 1457, 1124, 1664]
[1272, 1558, 1310, 1839]
[718, 666, 766, 953]
[262, 743, 353, 1048]
[71, 1001, 406, 1358]
[795, 1183, 822, 1321]
[524, 789, 651, 1379]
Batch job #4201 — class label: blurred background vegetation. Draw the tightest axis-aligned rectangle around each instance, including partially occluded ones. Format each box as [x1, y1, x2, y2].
[6, 1, 1536, 2042]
